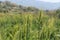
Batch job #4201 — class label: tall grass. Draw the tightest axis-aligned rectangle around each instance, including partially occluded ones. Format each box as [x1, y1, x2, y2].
[0, 12, 59, 40]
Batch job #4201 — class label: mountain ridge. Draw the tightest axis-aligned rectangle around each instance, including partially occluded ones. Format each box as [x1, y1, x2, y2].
[0, 0, 60, 10]
[10, 0, 60, 10]
[0, 1, 39, 13]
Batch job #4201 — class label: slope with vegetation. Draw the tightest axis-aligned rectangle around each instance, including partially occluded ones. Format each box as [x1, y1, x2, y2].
[0, 1, 39, 13]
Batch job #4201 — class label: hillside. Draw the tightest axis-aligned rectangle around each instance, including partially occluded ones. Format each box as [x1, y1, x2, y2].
[4, 0, 60, 10]
[0, 1, 39, 13]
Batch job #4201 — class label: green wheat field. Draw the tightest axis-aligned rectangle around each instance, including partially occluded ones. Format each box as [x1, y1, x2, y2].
[0, 11, 60, 40]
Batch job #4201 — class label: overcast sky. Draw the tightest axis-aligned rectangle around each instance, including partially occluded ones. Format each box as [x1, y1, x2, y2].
[0, 0, 60, 3]
[38, 0, 60, 3]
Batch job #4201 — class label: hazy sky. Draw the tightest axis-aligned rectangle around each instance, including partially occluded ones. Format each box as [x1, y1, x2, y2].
[38, 0, 60, 3]
[1, 0, 60, 3]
